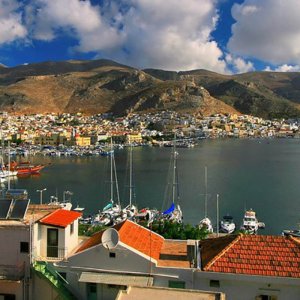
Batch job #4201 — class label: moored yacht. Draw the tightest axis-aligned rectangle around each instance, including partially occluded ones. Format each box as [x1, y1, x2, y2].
[282, 229, 300, 237]
[199, 217, 213, 233]
[240, 209, 259, 234]
[220, 215, 236, 234]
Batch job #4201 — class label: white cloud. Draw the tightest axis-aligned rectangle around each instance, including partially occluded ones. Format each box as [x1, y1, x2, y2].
[0, 0, 232, 72]
[0, 0, 27, 44]
[25, 0, 228, 72]
[30, 0, 123, 51]
[228, 0, 300, 65]
[265, 64, 300, 72]
[225, 54, 254, 73]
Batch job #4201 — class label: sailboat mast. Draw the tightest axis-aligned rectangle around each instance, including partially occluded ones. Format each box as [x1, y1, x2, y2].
[129, 144, 133, 206]
[205, 166, 208, 218]
[217, 193, 219, 237]
[110, 138, 114, 202]
[172, 134, 177, 204]
[8, 141, 10, 190]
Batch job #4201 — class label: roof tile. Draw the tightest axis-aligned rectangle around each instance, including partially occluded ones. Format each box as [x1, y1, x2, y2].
[39, 209, 81, 228]
[202, 234, 300, 278]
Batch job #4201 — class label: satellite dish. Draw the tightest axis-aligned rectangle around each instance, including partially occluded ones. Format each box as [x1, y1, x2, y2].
[101, 228, 120, 250]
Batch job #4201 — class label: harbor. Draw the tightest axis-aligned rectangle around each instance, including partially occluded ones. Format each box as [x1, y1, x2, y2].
[1, 138, 300, 235]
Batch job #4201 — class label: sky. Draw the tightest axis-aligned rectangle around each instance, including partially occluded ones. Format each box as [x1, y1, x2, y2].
[1, 0, 300, 74]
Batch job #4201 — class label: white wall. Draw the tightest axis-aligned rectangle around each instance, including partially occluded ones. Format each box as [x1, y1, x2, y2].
[40, 225, 66, 258]
[39, 221, 79, 259]
[64, 220, 79, 255]
[0, 225, 31, 277]
[60, 242, 156, 273]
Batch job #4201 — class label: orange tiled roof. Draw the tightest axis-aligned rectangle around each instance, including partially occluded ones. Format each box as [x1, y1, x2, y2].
[203, 234, 300, 278]
[39, 209, 82, 228]
[77, 220, 164, 261]
[116, 220, 164, 261]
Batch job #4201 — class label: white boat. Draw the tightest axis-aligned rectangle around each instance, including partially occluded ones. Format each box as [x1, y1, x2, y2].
[199, 217, 214, 233]
[240, 209, 259, 234]
[282, 229, 300, 237]
[220, 215, 236, 234]
[198, 166, 213, 233]
[92, 140, 122, 225]
[124, 144, 138, 219]
[48, 195, 72, 210]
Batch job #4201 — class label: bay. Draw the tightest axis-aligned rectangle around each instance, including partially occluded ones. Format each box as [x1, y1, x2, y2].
[6, 138, 300, 235]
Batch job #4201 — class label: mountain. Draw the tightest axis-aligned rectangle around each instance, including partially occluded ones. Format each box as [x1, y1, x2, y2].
[0, 60, 238, 116]
[144, 69, 300, 119]
[0, 59, 300, 118]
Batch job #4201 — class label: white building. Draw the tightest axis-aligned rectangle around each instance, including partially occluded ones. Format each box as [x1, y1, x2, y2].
[54, 220, 300, 300]
[0, 195, 81, 300]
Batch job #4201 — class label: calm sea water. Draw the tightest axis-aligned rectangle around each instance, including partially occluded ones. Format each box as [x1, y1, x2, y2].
[6, 138, 300, 235]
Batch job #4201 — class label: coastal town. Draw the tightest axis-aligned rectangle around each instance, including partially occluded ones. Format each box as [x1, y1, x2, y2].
[0, 111, 299, 150]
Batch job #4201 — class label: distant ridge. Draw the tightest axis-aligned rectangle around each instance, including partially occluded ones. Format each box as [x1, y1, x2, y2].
[0, 59, 299, 118]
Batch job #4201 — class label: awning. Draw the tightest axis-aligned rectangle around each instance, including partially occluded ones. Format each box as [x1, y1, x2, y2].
[78, 272, 153, 287]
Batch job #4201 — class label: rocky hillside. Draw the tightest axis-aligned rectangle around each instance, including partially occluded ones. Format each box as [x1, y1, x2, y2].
[145, 69, 300, 119]
[0, 60, 238, 116]
[0, 59, 300, 118]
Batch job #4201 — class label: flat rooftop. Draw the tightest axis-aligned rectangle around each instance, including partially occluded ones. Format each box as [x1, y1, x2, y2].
[117, 286, 225, 300]
[0, 204, 59, 226]
[158, 240, 190, 268]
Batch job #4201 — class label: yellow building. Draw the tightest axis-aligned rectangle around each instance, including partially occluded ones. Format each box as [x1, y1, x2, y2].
[75, 135, 91, 146]
[126, 132, 143, 144]
[34, 133, 66, 145]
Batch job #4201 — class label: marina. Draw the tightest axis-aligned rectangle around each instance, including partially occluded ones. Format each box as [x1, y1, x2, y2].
[1, 138, 300, 235]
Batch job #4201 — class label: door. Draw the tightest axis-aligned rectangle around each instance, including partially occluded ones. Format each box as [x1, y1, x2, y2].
[47, 228, 58, 257]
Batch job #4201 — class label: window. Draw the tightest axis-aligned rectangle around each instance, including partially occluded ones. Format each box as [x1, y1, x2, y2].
[0, 294, 16, 300]
[256, 296, 277, 300]
[70, 222, 74, 235]
[210, 280, 220, 288]
[168, 281, 185, 289]
[109, 252, 116, 258]
[20, 242, 29, 253]
[87, 283, 97, 300]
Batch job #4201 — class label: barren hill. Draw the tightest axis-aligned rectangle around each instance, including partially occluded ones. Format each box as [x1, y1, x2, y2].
[0, 60, 238, 116]
[0, 59, 300, 118]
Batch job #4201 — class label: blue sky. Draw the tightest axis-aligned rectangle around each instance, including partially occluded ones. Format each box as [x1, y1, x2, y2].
[1, 0, 300, 74]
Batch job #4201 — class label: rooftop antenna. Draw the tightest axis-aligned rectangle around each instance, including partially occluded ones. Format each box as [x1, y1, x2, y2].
[101, 228, 119, 250]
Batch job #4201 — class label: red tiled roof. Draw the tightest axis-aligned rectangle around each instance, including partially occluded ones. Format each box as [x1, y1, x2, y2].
[203, 234, 300, 278]
[39, 209, 82, 228]
[116, 220, 164, 260]
[77, 220, 164, 261]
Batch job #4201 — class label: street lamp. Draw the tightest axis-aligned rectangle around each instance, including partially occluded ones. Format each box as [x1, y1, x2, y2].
[36, 188, 47, 205]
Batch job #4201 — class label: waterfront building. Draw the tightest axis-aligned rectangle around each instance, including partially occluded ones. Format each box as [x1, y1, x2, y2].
[125, 132, 143, 144]
[0, 198, 81, 300]
[52, 220, 300, 300]
[75, 135, 91, 147]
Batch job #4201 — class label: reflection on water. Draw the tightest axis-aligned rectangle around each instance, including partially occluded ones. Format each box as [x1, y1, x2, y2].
[4, 138, 300, 235]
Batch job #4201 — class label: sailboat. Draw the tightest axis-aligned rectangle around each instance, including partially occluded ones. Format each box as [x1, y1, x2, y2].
[199, 166, 213, 233]
[93, 140, 122, 226]
[161, 134, 183, 223]
[123, 144, 138, 219]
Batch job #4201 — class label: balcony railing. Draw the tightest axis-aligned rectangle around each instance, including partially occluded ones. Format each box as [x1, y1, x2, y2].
[46, 246, 68, 261]
[0, 262, 25, 280]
